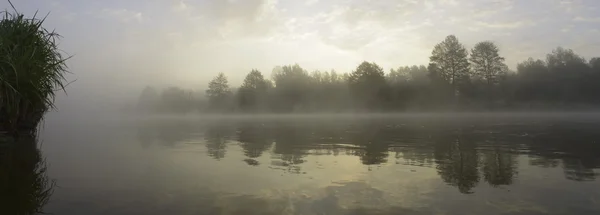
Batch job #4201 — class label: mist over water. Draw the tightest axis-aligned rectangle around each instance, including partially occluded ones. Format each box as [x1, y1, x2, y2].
[3, 0, 600, 214]
[24, 113, 599, 215]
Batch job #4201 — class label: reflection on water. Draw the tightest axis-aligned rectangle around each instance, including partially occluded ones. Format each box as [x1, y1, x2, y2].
[136, 118, 600, 191]
[0, 136, 55, 215]
[21, 115, 600, 214]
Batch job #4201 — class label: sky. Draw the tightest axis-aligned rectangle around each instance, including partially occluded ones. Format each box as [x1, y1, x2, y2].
[2, 0, 600, 108]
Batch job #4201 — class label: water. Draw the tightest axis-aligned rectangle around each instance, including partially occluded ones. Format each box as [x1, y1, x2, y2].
[3, 113, 600, 214]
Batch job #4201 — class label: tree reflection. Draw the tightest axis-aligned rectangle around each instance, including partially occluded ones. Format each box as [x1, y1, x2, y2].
[433, 129, 480, 194]
[132, 118, 600, 194]
[270, 122, 310, 173]
[481, 147, 517, 186]
[525, 123, 600, 181]
[0, 136, 55, 215]
[237, 122, 272, 159]
[204, 123, 234, 160]
[346, 123, 390, 166]
[136, 120, 196, 147]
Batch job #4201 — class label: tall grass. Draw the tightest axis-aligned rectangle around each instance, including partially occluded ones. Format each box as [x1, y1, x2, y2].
[0, 2, 70, 136]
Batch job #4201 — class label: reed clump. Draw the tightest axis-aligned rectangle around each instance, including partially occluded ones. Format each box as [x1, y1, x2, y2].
[0, 3, 70, 136]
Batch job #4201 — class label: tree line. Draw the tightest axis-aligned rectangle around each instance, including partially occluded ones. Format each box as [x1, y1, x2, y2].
[137, 35, 600, 113]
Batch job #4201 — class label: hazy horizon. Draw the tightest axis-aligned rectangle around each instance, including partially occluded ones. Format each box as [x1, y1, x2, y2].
[3, 0, 600, 114]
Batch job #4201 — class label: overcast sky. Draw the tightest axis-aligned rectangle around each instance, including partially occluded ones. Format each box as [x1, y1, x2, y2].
[3, 0, 600, 107]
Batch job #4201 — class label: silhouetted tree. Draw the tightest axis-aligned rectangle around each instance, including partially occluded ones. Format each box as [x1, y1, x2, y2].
[238, 70, 271, 112]
[206, 73, 232, 111]
[430, 35, 470, 97]
[470, 41, 507, 103]
[308, 70, 351, 111]
[348, 62, 390, 110]
[387, 65, 429, 109]
[159, 87, 194, 113]
[271, 64, 312, 112]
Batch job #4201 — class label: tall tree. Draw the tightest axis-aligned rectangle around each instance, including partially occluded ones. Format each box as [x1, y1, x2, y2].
[271, 64, 311, 111]
[546, 47, 591, 102]
[238, 70, 270, 111]
[470, 41, 507, 104]
[546, 47, 586, 69]
[470, 41, 507, 86]
[429, 35, 470, 95]
[348, 61, 390, 110]
[206, 73, 232, 110]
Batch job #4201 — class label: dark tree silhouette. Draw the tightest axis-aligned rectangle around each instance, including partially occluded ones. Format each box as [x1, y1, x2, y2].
[470, 41, 507, 104]
[429, 35, 470, 97]
[348, 61, 390, 111]
[206, 73, 232, 111]
[238, 70, 271, 112]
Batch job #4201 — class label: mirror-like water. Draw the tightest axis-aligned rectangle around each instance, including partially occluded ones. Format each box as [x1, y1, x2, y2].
[4, 114, 600, 215]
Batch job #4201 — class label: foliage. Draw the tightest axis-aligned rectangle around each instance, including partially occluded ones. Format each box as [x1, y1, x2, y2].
[388, 65, 428, 84]
[0, 6, 70, 135]
[160, 87, 194, 113]
[271, 64, 311, 112]
[238, 69, 270, 111]
[348, 61, 389, 110]
[135, 35, 600, 113]
[470, 41, 507, 85]
[206, 73, 232, 110]
[429, 35, 470, 89]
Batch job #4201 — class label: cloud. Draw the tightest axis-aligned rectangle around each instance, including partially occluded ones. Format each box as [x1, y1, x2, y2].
[173, 0, 188, 12]
[438, 0, 459, 6]
[306, 0, 319, 6]
[101, 8, 143, 23]
[574, 16, 600, 22]
[8, 0, 600, 92]
[475, 20, 530, 29]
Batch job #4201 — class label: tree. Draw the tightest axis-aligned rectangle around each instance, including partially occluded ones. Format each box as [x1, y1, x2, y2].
[429, 35, 470, 95]
[546, 47, 586, 69]
[206, 73, 232, 110]
[470, 41, 507, 86]
[515, 58, 550, 101]
[469, 41, 507, 104]
[590, 57, 600, 71]
[160, 87, 193, 113]
[270, 64, 311, 112]
[348, 61, 390, 110]
[387, 65, 429, 109]
[137, 86, 159, 112]
[545, 47, 591, 102]
[308, 70, 350, 111]
[238, 70, 270, 111]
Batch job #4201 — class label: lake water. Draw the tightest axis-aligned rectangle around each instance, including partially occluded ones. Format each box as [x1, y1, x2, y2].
[3, 113, 600, 215]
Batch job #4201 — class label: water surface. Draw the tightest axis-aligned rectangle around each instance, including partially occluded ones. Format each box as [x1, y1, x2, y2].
[5, 113, 600, 214]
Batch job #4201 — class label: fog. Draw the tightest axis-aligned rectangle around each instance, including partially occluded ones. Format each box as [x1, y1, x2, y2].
[3, 0, 600, 119]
